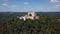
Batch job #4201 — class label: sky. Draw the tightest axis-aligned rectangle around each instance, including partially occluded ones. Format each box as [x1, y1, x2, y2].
[0, 0, 60, 12]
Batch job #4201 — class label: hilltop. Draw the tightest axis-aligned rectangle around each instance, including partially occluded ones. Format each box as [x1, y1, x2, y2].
[0, 12, 60, 34]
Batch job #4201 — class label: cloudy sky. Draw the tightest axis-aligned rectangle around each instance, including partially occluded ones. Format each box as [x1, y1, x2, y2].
[0, 0, 60, 12]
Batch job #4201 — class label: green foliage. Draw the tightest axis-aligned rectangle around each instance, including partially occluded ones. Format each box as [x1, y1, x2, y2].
[0, 14, 59, 34]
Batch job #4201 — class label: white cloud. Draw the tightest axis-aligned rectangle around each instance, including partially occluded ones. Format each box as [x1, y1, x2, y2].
[11, 5, 17, 8]
[51, 0, 57, 2]
[24, 2, 29, 5]
[48, 0, 60, 11]
[2, 0, 9, 6]
[0, 5, 10, 11]
[55, 5, 60, 7]
[37, 4, 60, 12]
[54, 5, 60, 9]
[2, 3, 8, 6]
[45, 5, 60, 11]
[50, 0, 60, 3]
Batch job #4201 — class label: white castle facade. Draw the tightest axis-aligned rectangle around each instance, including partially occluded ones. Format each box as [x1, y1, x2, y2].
[17, 12, 39, 21]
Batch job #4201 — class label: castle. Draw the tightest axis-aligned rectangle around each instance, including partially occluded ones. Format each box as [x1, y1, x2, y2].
[17, 12, 39, 21]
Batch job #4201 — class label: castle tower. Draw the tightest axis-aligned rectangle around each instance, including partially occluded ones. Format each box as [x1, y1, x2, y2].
[28, 12, 36, 17]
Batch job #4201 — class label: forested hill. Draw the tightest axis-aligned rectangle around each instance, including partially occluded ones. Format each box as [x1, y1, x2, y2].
[0, 12, 60, 34]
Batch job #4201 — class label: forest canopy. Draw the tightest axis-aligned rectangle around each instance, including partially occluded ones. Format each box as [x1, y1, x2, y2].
[0, 12, 60, 34]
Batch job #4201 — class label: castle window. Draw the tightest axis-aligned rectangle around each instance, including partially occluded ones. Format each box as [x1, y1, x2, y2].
[29, 14, 32, 16]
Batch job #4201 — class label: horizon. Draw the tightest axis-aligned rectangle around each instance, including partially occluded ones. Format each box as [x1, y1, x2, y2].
[0, 10, 60, 12]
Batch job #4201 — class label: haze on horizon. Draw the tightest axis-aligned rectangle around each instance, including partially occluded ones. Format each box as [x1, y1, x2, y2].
[0, 0, 60, 12]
